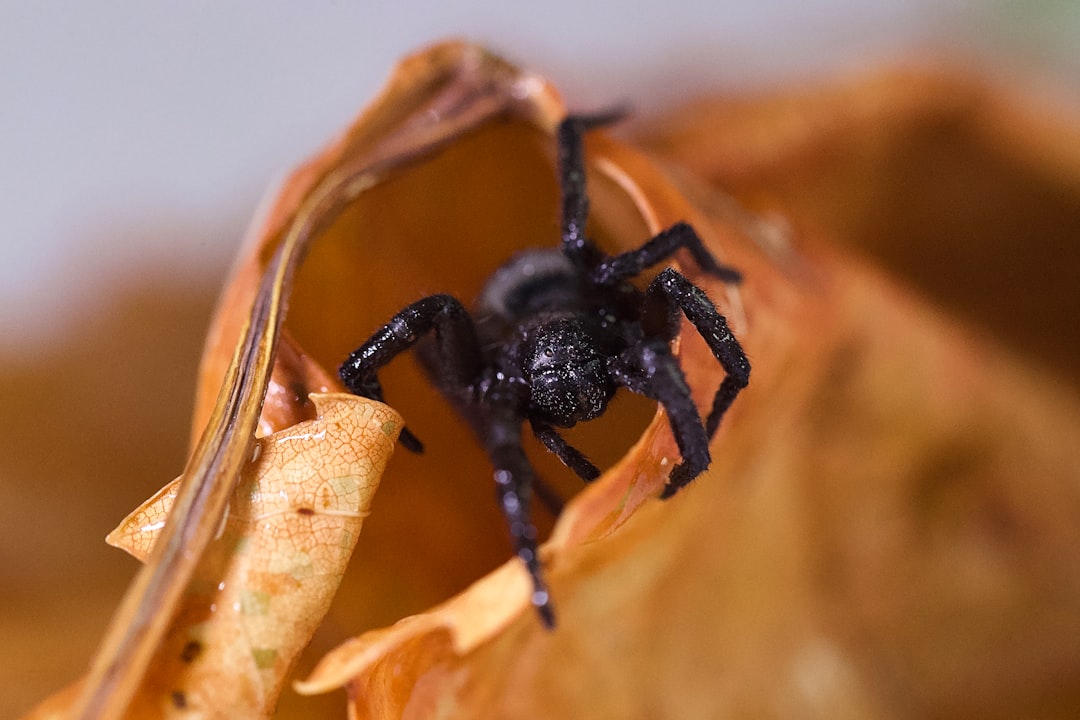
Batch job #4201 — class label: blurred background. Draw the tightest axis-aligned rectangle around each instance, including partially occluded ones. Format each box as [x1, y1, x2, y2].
[2, 2, 1078, 717]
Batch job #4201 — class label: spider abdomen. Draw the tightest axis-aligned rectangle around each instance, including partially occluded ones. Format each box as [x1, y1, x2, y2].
[475, 249, 585, 328]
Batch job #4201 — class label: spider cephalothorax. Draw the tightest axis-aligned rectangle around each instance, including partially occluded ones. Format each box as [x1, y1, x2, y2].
[339, 112, 750, 627]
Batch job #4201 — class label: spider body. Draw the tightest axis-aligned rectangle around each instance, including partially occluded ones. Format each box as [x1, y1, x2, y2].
[475, 249, 628, 427]
[340, 113, 749, 628]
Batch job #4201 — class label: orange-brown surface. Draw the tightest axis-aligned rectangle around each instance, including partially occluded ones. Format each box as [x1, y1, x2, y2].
[10, 42, 1080, 719]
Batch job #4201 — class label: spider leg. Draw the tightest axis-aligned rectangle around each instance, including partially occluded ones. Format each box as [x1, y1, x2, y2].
[529, 418, 601, 482]
[645, 266, 750, 445]
[483, 395, 556, 628]
[339, 294, 481, 453]
[609, 337, 711, 498]
[557, 110, 625, 269]
[590, 221, 742, 286]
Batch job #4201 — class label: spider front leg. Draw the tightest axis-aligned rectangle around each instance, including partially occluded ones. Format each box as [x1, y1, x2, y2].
[484, 396, 556, 628]
[590, 221, 742, 286]
[339, 293, 481, 453]
[645, 267, 750, 479]
[529, 418, 601, 482]
[609, 338, 712, 499]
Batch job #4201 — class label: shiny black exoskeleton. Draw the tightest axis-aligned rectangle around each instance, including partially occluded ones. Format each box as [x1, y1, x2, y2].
[339, 112, 750, 628]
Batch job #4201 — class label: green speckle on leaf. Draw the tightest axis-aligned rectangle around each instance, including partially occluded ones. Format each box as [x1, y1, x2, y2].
[186, 622, 209, 643]
[265, 549, 313, 579]
[238, 478, 259, 501]
[381, 420, 398, 437]
[330, 475, 360, 496]
[339, 529, 354, 549]
[240, 590, 271, 615]
[291, 554, 315, 580]
[251, 647, 278, 669]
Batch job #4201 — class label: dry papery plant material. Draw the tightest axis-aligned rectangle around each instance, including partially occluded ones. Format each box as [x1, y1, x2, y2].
[25, 41, 1080, 719]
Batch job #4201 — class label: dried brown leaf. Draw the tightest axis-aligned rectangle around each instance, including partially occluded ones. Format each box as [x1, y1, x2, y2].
[116, 394, 400, 717]
[27, 395, 400, 719]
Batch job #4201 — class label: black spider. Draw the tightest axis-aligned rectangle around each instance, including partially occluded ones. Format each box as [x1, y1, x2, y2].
[339, 111, 750, 628]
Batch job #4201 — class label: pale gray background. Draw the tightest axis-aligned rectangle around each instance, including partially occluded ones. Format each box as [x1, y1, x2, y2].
[1, 1, 1078, 353]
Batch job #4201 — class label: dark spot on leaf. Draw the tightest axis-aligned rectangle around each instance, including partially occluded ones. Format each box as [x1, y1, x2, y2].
[291, 381, 309, 405]
[171, 690, 188, 709]
[180, 639, 203, 663]
[297, 507, 315, 516]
